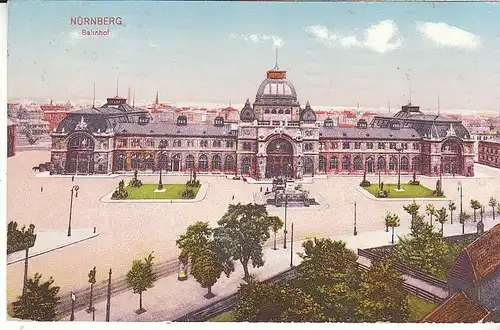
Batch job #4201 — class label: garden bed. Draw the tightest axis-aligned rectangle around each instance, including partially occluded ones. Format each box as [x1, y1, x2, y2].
[124, 184, 200, 199]
[363, 184, 445, 198]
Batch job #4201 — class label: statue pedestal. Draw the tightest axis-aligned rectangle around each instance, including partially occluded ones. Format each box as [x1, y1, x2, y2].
[154, 188, 166, 193]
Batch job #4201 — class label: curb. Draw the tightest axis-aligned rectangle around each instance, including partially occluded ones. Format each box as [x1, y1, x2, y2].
[356, 186, 452, 202]
[7, 232, 101, 265]
[99, 182, 210, 204]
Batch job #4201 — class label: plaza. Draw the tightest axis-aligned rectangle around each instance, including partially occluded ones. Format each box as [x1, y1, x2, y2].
[6, 149, 500, 317]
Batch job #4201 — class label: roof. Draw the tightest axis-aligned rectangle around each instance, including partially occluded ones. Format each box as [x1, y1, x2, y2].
[319, 127, 420, 140]
[421, 291, 490, 323]
[447, 224, 500, 283]
[115, 122, 237, 137]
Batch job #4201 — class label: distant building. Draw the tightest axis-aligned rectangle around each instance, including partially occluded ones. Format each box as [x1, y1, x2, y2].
[41, 101, 72, 131]
[469, 126, 499, 161]
[478, 138, 500, 169]
[422, 224, 500, 322]
[7, 119, 16, 157]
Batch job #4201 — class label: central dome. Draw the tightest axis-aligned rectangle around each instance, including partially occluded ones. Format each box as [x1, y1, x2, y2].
[255, 65, 298, 105]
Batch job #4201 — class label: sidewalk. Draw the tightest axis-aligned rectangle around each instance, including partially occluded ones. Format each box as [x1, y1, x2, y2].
[7, 228, 100, 265]
[62, 215, 499, 322]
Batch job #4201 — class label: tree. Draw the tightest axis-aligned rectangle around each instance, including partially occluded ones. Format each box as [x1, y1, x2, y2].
[87, 266, 96, 313]
[489, 197, 497, 220]
[269, 216, 284, 250]
[7, 221, 36, 254]
[12, 273, 60, 321]
[436, 207, 448, 236]
[394, 214, 451, 279]
[126, 252, 157, 314]
[234, 281, 325, 322]
[190, 247, 225, 299]
[425, 203, 436, 226]
[403, 200, 420, 228]
[383, 212, 391, 232]
[448, 201, 456, 225]
[470, 200, 481, 222]
[459, 212, 470, 234]
[213, 203, 276, 280]
[295, 238, 360, 322]
[357, 259, 409, 322]
[386, 214, 400, 244]
[176, 221, 212, 265]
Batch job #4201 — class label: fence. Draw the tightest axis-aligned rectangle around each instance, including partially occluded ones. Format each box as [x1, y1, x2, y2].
[358, 248, 450, 292]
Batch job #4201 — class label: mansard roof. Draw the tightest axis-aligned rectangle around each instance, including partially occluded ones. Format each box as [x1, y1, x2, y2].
[115, 122, 236, 138]
[319, 127, 420, 140]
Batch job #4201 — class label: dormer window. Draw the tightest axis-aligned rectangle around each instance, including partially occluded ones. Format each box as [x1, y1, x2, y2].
[138, 116, 149, 125]
[214, 116, 224, 127]
[324, 118, 334, 128]
[177, 116, 187, 126]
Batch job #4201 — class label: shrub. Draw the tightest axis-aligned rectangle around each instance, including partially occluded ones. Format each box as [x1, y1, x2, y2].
[186, 179, 201, 188]
[111, 180, 129, 199]
[432, 189, 444, 197]
[375, 190, 389, 198]
[129, 170, 143, 187]
[359, 180, 371, 187]
[7, 222, 37, 254]
[181, 188, 196, 199]
[408, 180, 420, 186]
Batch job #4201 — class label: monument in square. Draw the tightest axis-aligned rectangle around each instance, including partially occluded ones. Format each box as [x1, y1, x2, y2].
[266, 177, 316, 207]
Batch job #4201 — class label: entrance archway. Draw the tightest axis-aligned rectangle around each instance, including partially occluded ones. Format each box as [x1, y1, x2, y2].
[441, 139, 463, 175]
[66, 134, 95, 174]
[265, 138, 294, 179]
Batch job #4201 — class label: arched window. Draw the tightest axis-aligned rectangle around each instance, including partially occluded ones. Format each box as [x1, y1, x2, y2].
[342, 156, 350, 170]
[212, 154, 221, 170]
[68, 134, 94, 149]
[401, 157, 409, 171]
[285, 109, 291, 114]
[330, 156, 338, 170]
[278, 109, 284, 114]
[412, 157, 421, 171]
[117, 154, 125, 171]
[389, 156, 398, 170]
[131, 153, 141, 170]
[145, 155, 154, 170]
[185, 154, 194, 170]
[377, 157, 386, 170]
[241, 157, 251, 174]
[354, 156, 362, 170]
[271, 109, 277, 114]
[319, 155, 326, 172]
[199, 154, 208, 170]
[304, 157, 314, 174]
[264, 109, 270, 114]
[225, 155, 235, 171]
[159, 153, 168, 170]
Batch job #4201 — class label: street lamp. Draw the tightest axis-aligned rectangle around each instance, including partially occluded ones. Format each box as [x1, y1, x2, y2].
[290, 222, 294, 267]
[457, 181, 463, 218]
[354, 201, 358, 236]
[158, 140, 166, 190]
[395, 146, 404, 190]
[439, 155, 443, 195]
[68, 185, 79, 237]
[283, 194, 288, 249]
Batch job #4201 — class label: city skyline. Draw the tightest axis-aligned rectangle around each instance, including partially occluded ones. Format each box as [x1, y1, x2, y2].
[7, 1, 500, 113]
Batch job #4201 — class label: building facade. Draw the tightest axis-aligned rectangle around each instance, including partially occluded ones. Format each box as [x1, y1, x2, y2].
[478, 138, 500, 169]
[49, 63, 475, 178]
[7, 119, 16, 157]
[469, 126, 499, 162]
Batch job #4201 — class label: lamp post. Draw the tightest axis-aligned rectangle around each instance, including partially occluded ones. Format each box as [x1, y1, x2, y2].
[354, 201, 358, 236]
[290, 222, 294, 267]
[157, 141, 166, 190]
[458, 181, 463, 217]
[395, 146, 403, 190]
[68, 185, 79, 237]
[439, 155, 443, 195]
[283, 194, 288, 249]
[105, 268, 112, 322]
[70, 292, 76, 321]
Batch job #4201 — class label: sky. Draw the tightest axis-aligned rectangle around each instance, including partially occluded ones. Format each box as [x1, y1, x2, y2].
[7, 1, 500, 113]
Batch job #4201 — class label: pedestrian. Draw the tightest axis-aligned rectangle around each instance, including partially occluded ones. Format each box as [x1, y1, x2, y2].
[260, 187, 263, 192]
[232, 194, 234, 200]
[72, 175, 75, 182]
[171, 199, 172, 204]
[40, 185, 43, 193]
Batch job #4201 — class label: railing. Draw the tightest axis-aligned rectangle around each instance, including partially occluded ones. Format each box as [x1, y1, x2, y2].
[358, 249, 450, 291]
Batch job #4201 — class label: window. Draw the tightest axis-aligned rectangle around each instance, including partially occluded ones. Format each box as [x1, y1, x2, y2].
[177, 140, 182, 147]
[402, 143, 408, 150]
[117, 154, 125, 170]
[330, 156, 338, 170]
[131, 139, 141, 148]
[342, 156, 350, 170]
[158, 153, 167, 170]
[131, 154, 141, 170]
[212, 155, 221, 170]
[331, 142, 338, 149]
[187, 141, 194, 147]
[413, 143, 420, 150]
[265, 109, 270, 114]
[271, 109, 277, 114]
[389, 156, 397, 170]
[285, 109, 291, 114]
[241, 157, 251, 174]
[185, 155, 195, 169]
[304, 143, 313, 151]
[354, 142, 361, 149]
[377, 157, 386, 170]
[145, 155, 154, 170]
[401, 157, 409, 171]
[199, 155, 208, 170]
[243, 142, 252, 151]
[354, 156, 362, 170]
[200, 140, 208, 148]
[389, 143, 396, 149]
[378, 143, 385, 150]
[342, 142, 350, 149]
[319, 155, 326, 171]
[213, 140, 222, 148]
[159, 139, 168, 148]
[434, 166, 438, 173]
[225, 155, 235, 171]
[366, 142, 373, 149]
[226, 140, 234, 148]
[116, 139, 127, 148]
[146, 140, 155, 147]
[278, 109, 284, 114]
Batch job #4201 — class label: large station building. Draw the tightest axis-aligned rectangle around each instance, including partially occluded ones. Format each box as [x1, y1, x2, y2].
[49, 63, 475, 178]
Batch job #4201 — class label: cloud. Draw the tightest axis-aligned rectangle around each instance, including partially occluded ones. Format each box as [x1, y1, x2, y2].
[415, 22, 481, 50]
[229, 33, 284, 48]
[305, 20, 403, 53]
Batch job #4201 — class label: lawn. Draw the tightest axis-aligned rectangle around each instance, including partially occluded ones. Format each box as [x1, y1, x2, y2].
[407, 294, 437, 322]
[208, 311, 235, 322]
[363, 183, 445, 198]
[124, 184, 200, 199]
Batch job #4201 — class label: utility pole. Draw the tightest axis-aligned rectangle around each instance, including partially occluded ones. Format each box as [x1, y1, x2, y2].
[105, 268, 112, 322]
